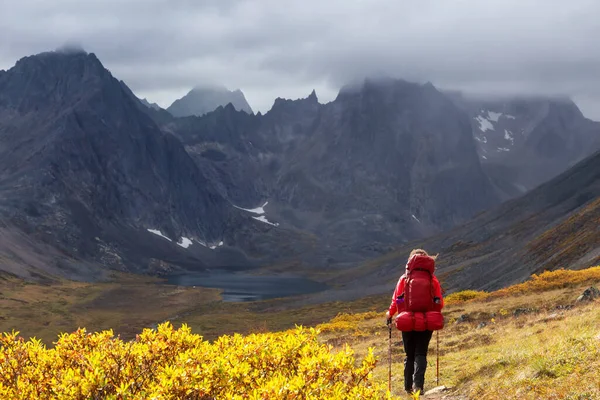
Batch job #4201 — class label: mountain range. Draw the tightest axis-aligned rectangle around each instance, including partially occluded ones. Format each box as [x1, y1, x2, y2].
[1, 49, 599, 291]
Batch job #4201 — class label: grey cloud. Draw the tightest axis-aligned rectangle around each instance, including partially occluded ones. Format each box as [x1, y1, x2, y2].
[1, 0, 600, 118]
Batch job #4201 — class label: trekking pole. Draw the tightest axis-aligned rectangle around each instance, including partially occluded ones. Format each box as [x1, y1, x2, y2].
[436, 330, 440, 386]
[387, 319, 392, 393]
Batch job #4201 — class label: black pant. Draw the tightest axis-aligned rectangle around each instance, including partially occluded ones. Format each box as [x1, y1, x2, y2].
[401, 330, 433, 391]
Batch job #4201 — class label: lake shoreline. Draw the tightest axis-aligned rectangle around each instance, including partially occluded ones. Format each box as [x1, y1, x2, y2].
[164, 270, 329, 302]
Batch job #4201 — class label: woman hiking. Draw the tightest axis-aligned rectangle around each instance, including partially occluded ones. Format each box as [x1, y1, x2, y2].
[385, 249, 444, 395]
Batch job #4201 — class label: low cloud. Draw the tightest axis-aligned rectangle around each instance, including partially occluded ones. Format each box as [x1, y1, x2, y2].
[1, 0, 599, 118]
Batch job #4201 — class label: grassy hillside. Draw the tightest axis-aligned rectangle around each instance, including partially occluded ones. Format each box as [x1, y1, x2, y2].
[527, 197, 600, 270]
[1, 266, 599, 398]
[317, 266, 600, 399]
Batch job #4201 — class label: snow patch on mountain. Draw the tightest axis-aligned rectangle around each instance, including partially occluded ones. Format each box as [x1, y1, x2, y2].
[475, 115, 494, 132]
[234, 201, 269, 214]
[177, 237, 193, 248]
[504, 130, 514, 145]
[194, 239, 223, 249]
[147, 229, 172, 242]
[209, 241, 225, 249]
[147, 230, 222, 250]
[487, 111, 502, 122]
[497, 147, 510, 152]
[475, 110, 516, 133]
[235, 200, 279, 227]
[253, 215, 279, 226]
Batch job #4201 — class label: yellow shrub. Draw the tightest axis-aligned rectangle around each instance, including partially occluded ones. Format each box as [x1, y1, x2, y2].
[445, 290, 489, 305]
[444, 266, 600, 306]
[494, 266, 600, 297]
[0, 323, 393, 399]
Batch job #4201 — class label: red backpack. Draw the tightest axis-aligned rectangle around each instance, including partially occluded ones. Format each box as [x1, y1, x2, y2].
[395, 254, 444, 332]
[404, 254, 436, 312]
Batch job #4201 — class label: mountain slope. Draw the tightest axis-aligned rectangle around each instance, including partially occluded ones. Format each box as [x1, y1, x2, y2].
[167, 85, 253, 117]
[0, 50, 241, 276]
[330, 147, 600, 299]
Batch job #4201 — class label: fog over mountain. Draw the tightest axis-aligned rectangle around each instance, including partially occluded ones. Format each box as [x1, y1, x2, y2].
[1, 0, 599, 119]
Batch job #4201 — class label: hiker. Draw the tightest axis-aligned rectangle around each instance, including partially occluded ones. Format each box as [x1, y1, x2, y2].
[386, 249, 444, 395]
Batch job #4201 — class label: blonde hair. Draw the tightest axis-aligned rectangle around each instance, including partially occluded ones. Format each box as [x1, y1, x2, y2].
[409, 248, 438, 260]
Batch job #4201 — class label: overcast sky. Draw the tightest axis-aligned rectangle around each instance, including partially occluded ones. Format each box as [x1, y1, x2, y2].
[2, 0, 600, 118]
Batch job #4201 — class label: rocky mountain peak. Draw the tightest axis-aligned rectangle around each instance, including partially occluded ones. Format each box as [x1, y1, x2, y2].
[0, 50, 112, 112]
[337, 77, 446, 107]
[13, 50, 104, 79]
[0, 50, 234, 274]
[270, 90, 320, 111]
[167, 85, 253, 117]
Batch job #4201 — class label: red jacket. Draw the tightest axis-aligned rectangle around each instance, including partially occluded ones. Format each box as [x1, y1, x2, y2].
[387, 271, 444, 317]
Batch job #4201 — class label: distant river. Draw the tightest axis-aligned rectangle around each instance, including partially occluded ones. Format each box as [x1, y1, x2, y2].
[165, 270, 329, 302]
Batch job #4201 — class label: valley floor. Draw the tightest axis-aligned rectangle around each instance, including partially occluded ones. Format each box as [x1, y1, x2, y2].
[0, 270, 386, 343]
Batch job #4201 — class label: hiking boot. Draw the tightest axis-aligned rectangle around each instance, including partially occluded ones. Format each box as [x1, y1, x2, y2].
[412, 385, 424, 395]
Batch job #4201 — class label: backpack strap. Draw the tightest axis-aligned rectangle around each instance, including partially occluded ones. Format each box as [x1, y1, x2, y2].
[398, 271, 409, 298]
